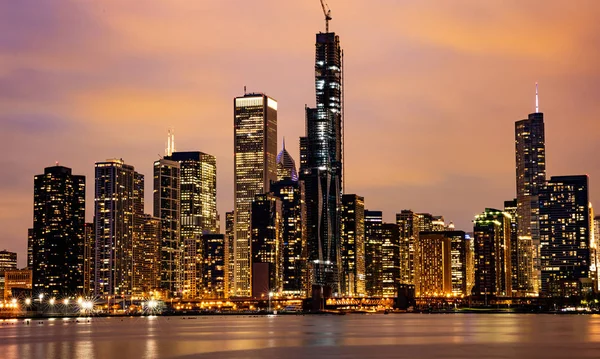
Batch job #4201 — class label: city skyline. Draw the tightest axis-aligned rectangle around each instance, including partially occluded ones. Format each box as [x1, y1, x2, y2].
[2, 1, 600, 268]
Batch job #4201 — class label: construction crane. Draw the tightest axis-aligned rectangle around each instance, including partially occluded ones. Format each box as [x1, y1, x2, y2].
[319, 0, 332, 33]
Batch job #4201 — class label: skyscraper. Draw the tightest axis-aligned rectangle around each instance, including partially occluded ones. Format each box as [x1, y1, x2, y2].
[153, 157, 181, 296]
[340, 194, 365, 297]
[270, 176, 307, 297]
[515, 87, 546, 294]
[234, 93, 277, 297]
[251, 194, 283, 298]
[0, 251, 17, 275]
[132, 214, 161, 296]
[31, 165, 85, 296]
[472, 208, 512, 297]
[397, 210, 419, 286]
[301, 28, 344, 295]
[539, 175, 593, 297]
[276, 140, 298, 182]
[364, 210, 383, 296]
[381, 223, 400, 297]
[94, 159, 142, 297]
[225, 211, 234, 298]
[166, 151, 218, 236]
[203, 234, 226, 299]
[83, 222, 94, 296]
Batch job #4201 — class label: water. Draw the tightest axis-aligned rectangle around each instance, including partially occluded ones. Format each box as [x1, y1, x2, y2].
[1, 314, 600, 358]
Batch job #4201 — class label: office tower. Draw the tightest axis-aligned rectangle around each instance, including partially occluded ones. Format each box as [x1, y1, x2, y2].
[540, 175, 593, 297]
[0, 251, 17, 275]
[465, 234, 475, 295]
[27, 229, 33, 268]
[234, 93, 278, 297]
[153, 157, 181, 296]
[340, 194, 365, 296]
[95, 159, 142, 297]
[301, 26, 344, 295]
[271, 178, 307, 297]
[417, 213, 434, 232]
[166, 151, 218, 236]
[505, 199, 534, 296]
[364, 210, 383, 296]
[3, 269, 32, 300]
[515, 89, 546, 294]
[132, 215, 160, 296]
[203, 234, 226, 299]
[381, 223, 400, 297]
[31, 165, 85, 296]
[276, 141, 298, 181]
[397, 210, 419, 285]
[182, 236, 202, 299]
[473, 208, 512, 297]
[594, 216, 600, 292]
[250, 194, 283, 298]
[414, 231, 468, 298]
[83, 223, 94, 296]
[225, 211, 234, 298]
[503, 200, 519, 295]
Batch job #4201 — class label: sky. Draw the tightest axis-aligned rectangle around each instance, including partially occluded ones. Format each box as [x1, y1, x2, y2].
[1, 0, 600, 267]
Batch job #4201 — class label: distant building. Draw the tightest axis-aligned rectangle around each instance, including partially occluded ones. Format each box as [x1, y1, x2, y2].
[0, 250, 17, 275]
[83, 223, 94, 296]
[94, 159, 143, 297]
[182, 236, 202, 299]
[473, 208, 512, 297]
[4, 269, 32, 300]
[364, 211, 383, 296]
[31, 165, 85, 296]
[251, 194, 283, 298]
[276, 141, 298, 181]
[225, 211, 235, 298]
[153, 157, 181, 296]
[234, 93, 277, 297]
[340, 194, 365, 297]
[381, 223, 400, 297]
[414, 231, 469, 297]
[397, 210, 419, 286]
[271, 178, 307, 297]
[540, 175, 593, 297]
[132, 215, 161, 296]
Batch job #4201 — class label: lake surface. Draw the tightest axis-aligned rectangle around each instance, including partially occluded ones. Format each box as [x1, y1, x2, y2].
[1, 314, 600, 358]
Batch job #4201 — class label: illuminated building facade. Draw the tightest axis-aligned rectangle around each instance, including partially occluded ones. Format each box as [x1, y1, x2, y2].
[225, 211, 234, 298]
[301, 30, 343, 295]
[505, 199, 534, 296]
[234, 93, 277, 297]
[153, 158, 181, 296]
[540, 175, 593, 297]
[340, 194, 365, 296]
[473, 208, 512, 297]
[251, 194, 283, 297]
[0, 250, 17, 275]
[182, 236, 202, 299]
[132, 215, 160, 296]
[203, 234, 226, 299]
[276, 141, 298, 181]
[271, 178, 307, 297]
[515, 107, 546, 294]
[397, 210, 419, 285]
[32, 165, 85, 296]
[381, 223, 400, 297]
[364, 210, 383, 296]
[4, 269, 32, 300]
[94, 159, 142, 297]
[83, 223, 94, 296]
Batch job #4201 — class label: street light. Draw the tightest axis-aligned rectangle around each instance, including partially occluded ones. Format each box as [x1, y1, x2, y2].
[25, 298, 31, 306]
[49, 298, 55, 306]
[63, 299, 69, 305]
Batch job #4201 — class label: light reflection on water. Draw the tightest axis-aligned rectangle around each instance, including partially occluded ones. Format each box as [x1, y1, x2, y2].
[1, 314, 600, 359]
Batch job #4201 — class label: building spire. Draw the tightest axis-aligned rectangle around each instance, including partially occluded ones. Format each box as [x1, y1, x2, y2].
[166, 128, 175, 156]
[282, 136, 286, 150]
[535, 82, 539, 113]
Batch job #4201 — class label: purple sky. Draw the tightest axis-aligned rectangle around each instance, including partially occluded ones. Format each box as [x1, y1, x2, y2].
[1, 1, 600, 267]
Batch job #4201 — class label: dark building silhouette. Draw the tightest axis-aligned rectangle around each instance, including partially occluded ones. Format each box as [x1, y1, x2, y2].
[300, 30, 344, 295]
[382, 223, 400, 297]
[31, 165, 85, 296]
[540, 175, 593, 297]
[365, 210, 383, 296]
[473, 208, 512, 298]
[203, 234, 226, 299]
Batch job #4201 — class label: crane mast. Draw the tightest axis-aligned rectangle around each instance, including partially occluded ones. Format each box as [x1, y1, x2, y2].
[319, 0, 332, 33]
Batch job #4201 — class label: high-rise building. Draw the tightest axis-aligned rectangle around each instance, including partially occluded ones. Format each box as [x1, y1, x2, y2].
[472, 208, 512, 297]
[364, 210, 383, 296]
[153, 157, 181, 296]
[225, 211, 234, 298]
[594, 216, 600, 292]
[166, 151, 218, 236]
[381, 223, 400, 297]
[182, 236, 202, 299]
[250, 194, 283, 298]
[3, 269, 32, 300]
[515, 91, 546, 294]
[340, 194, 365, 297]
[234, 93, 277, 297]
[270, 177, 307, 297]
[0, 251, 17, 275]
[83, 223, 94, 296]
[301, 29, 344, 295]
[132, 215, 161, 296]
[203, 234, 226, 299]
[31, 165, 85, 296]
[540, 175, 593, 297]
[276, 141, 298, 182]
[397, 210, 419, 285]
[505, 199, 534, 296]
[414, 231, 469, 298]
[94, 159, 142, 297]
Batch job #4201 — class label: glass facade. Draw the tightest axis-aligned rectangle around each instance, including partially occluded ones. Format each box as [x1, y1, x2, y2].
[364, 210, 383, 296]
[340, 194, 365, 296]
